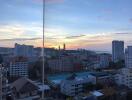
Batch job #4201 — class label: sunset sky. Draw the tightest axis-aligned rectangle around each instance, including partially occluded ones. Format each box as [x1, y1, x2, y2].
[0, 0, 132, 52]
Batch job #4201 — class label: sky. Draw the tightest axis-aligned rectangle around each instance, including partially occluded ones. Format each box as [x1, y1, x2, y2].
[0, 0, 132, 52]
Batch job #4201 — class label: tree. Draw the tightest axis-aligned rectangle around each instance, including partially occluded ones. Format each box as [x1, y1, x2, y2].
[29, 60, 42, 80]
[83, 83, 95, 91]
[109, 60, 125, 69]
[0, 54, 3, 64]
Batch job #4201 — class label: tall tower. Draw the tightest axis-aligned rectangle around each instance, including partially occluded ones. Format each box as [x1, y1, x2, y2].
[112, 40, 124, 62]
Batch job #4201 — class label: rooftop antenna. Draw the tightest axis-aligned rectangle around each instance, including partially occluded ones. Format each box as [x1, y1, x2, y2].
[59, 45, 61, 51]
[63, 43, 66, 50]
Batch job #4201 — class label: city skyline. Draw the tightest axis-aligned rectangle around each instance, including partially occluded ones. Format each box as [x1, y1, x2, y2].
[0, 0, 132, 52]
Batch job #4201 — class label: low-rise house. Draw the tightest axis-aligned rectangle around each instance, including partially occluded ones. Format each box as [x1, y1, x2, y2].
[11, 77, 39, 99]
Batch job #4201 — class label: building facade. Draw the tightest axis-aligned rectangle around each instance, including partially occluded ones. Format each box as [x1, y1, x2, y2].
[125, 46, 132, 68]
[112, 40, 124, 62]
[9, 57, 28, 78]
[11, 77, 39, 99]
[0, 66, 9, 99]
[14, 43, 34, 57]
[60, 74, 96, 96]
[99, 54, 110, 68]
[115, 68, 132, 88]
[115, 46, 132, 89]
[48, 56, 81, 72]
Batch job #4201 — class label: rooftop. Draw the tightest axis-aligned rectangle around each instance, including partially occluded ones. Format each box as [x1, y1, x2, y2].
[91, 91, 104, 97]
[90, 72, 109, 77]
[32, 81, 50, 91]
[11, 77, 39, 92]
[47, 71, 109, 85]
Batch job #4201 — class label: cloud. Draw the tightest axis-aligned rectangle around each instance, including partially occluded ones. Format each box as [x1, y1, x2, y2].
[45, 27, 70, 40]
[0, 23, 42, 39]
[64, 34, 112, 51]
[0, 22, 43, 47]
[45, 37, 58, 39]
[115, 27, 132, 32]
[66, 35, 86, 39]
[115, 32, 132, 35]
[129, 18, 132, 23]
[44, 32, 113, 50]
[45, 34, 86, 42]
[0, 37, 42, 42]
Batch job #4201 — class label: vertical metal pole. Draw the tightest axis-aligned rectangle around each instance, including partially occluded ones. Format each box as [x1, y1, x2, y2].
[0, 67, 2, 100]
[42, 0, 45, 99]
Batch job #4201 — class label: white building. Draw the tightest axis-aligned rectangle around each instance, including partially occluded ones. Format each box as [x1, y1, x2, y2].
[60, 74, 96, 96]
[115, 68, 132, 88]
[9, 57, 28, 78]
[14, 43, 34, 57]
[99, 54, 109, 68]
[112, 40, 124, 62]
[115, 46, 132, 88]
[125, 46, 132, 68]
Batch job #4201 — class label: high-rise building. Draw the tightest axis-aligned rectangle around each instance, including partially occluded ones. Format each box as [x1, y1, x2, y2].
[125, 46, 132, 68]
[14, 43, 34, 57]
[9, 57, 28, 78]
[112, 40, 124, 62]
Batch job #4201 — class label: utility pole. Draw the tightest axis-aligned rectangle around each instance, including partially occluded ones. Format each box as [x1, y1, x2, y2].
[0, 64, 2, 100]
[42, 0, 45, 99]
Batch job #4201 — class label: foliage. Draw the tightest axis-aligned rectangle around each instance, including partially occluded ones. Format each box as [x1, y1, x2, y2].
[0, 54, 3, 64]
[83, 83, 95, 91]
[109, 60, 125, 69]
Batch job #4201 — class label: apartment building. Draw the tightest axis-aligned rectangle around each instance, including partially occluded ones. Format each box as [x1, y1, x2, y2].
[9, 57, 28, 78]
[112, 40, 124, 62]
[60, 74, 96, 96]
